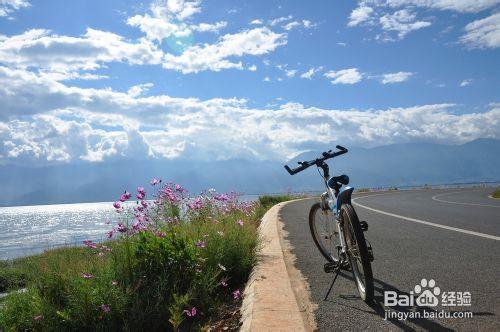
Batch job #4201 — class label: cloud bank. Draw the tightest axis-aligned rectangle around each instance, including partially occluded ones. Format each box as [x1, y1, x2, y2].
[0, 66, 498, 165]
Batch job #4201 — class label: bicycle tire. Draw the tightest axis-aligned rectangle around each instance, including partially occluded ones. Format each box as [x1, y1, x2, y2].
[309, 202, 339, 263]
[341, 203, 374, 303]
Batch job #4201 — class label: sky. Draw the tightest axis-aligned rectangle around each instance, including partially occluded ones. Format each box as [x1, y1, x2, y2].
[0, 0, 499, 166]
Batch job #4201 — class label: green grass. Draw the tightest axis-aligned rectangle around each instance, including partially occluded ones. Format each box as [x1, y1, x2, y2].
[492, 189, 500, 198]
[0, 260, 27, 293]
[0, 192, 296, 331]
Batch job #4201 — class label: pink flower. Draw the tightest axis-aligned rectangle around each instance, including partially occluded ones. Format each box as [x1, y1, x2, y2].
[119, 191, 130, 202]
[117, 223, 127, 233]
[155, 231, 166, 238]
[221, 281, 228, 287]
[120, 191, 132, 202]
[150, 178, 160, 186]
[101, 304, 111, 313]
[132, 221, 141, 231]
[113, 201, 121, 209]
[215, 193, 229, 202]
[184, 307, 197, 317]
[196, 241, 206, 248]
[136, 187, 146, 200]
[141, 200, 148, 208]
[188, 197, 204, 210]
[83, 240, 97, 249]
[82, 273, 93, 279]
[111, 280, 118, 286]
[107, 230, 114, 238]
[232, 289, 241, 300]
[237, 220, 244, 226]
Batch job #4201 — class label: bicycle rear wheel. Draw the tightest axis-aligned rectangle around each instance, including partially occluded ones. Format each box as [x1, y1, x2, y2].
[341, 203, 374, 303]
[309, 202, 341, 263]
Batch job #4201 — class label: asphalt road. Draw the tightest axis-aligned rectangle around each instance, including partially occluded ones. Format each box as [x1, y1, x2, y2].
[281, 187, 500, 331]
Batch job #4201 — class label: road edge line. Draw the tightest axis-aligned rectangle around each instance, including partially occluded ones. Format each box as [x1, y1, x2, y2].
[240, 199, 315, 331]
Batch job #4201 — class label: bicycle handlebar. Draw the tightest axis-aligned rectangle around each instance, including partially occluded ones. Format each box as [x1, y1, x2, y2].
[284, 145, 348, 175]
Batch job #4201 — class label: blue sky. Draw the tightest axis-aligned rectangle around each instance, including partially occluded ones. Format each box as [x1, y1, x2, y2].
[0, 0, 499, 164]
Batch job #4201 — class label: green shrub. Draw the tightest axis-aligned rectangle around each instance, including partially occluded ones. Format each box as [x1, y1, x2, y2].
[0, 183, 294, 331]
[0, 184, 292, 331]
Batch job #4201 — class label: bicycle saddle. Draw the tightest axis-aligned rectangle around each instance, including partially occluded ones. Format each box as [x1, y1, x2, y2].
[328, 174, 349, 188]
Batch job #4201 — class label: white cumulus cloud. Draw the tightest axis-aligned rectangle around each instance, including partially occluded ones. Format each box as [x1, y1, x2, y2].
[0, 67, 499, 164]
[0, 0, 29, 17]
[348, 5, 374, 26]
[324, 68, 363, 84]
[384, 0, 500, 13]
[460, 79, 473, 87]
[127, 0, 225, 42]
[162, 27, 287, 73]
[300, 66, 323, 79]
[0, 28, 164, 78]
[379, 9, 432, 39]
[347, 0, 498, 40]
[460, 12, 500, 49]
[380, 71, 414, 84]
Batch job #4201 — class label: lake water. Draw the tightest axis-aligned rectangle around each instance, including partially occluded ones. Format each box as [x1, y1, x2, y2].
[0, 202, 118, 260]
[0, 195, 262, 260]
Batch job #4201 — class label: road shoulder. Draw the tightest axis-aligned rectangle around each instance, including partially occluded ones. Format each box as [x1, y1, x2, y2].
[240, 199, 316, 331]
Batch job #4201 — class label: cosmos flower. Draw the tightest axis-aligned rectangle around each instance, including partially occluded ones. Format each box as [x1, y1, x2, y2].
[184, 307, 197, 317]
[232, 289, 241, 300]
[117, 223, 127, 233]
[83, 240, 97, 249]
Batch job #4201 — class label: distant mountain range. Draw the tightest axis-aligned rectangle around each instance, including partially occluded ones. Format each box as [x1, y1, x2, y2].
[1, 139, 499, 206]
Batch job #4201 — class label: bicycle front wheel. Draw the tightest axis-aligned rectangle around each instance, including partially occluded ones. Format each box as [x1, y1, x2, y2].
[341, 203, 374, 303]
[309, 202, 341, 263]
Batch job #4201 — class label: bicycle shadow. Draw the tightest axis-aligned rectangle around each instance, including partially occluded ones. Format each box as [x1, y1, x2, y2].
[326, 272, 493, 331]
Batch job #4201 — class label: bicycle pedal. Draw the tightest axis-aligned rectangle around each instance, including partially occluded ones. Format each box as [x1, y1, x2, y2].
[359, 220, 368, 232]
[324, 262, 339, 273]
[340, 260, 351, 271]
[366, 239, 374, 262]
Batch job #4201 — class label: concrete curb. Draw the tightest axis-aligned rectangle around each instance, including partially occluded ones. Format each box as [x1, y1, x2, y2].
[240, 199, 316, 331]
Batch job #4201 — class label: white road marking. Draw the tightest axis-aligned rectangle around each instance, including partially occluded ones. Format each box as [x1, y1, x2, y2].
[432, 191, 500, 208]
[352, 195, 500, 241]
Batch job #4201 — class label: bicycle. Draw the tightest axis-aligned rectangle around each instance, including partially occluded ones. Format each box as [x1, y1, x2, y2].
[284, 145, 374, 303]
